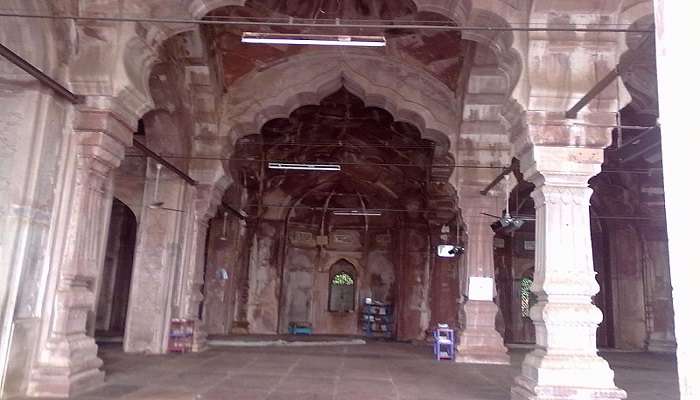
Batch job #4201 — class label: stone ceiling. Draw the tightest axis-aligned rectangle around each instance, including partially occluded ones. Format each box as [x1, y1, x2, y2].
[203, 0, 468, 91]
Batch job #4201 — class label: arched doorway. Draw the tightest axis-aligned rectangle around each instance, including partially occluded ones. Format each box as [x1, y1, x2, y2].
[219, 87, 460, 339]
[94, 198, 137, 342]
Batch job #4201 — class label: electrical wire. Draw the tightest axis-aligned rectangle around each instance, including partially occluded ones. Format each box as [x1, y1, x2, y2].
[123, 153, 505, 169]
[122, 153, 663, 174]
[228, 203, 665, 222]
[0, 12, 654, 33]
[236, 142, 438, 150]
[201, 126, 658, 149]
[202, 15, 649, 27]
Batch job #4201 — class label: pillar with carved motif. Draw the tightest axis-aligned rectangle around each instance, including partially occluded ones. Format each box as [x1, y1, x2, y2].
[28, 110, 131, 397]
[511, 142, 626, 400]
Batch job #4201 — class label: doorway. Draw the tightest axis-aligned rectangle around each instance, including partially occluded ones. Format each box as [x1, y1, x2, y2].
[94, 198, 137, 341]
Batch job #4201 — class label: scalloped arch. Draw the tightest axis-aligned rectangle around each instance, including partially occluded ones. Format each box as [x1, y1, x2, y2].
[221, 51, 460, 156]
[126, 0, 525, 127]
[187, 0, 471, 21]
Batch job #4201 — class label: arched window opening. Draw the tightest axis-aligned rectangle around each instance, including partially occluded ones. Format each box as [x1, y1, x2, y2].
[333, 272, 354, 286]
[329, 270, 355, 312]
[520, 277, 534, 318]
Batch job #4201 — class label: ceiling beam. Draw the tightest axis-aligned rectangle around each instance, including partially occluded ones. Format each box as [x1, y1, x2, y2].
[0, 12, 654, 34]
[132, 139, 198, 186]
[0, 42, 85, 104]
[565, 31, 654, 119]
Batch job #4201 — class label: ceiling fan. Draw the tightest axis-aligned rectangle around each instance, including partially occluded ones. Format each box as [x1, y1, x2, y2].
[148, 163, 185, 213]
[481, 174, 533, 234]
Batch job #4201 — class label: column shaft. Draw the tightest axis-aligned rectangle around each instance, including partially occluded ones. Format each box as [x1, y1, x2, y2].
[123, 163, 188, 354]
[28, 110, 130, 397]
[511, 147, 626, 400]
[178, 184, 222, 351]
[456, 198, 509, 365]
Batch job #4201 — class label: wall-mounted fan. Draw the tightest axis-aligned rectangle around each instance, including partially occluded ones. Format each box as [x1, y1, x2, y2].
[148, 163, 184, 213]
[437, 244, 465, 258]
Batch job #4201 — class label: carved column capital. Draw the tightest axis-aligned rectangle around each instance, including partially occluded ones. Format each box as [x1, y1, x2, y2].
[75, 97, 138, 145]
[519, 143, 605, 187]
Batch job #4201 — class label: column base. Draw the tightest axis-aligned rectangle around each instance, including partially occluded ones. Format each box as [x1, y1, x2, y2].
[27, 337, 105, 397]
[192, 320, 208, 352]
[512, 377, 627, 400]
[456, 300, 510, 365]
[455, 349, 510, 365]
[511, 350, 627, 400]
[29, 368, 105, 398]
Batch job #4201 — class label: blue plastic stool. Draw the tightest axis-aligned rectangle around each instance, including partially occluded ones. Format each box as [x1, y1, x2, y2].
[433, 325, 454, 361]
[288, 322, 312, 335]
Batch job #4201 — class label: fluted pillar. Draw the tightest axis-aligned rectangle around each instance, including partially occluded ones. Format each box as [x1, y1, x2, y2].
[511, 146, 626, 400]
[27, 109, 131, 397]
[456, 196, 509, 364]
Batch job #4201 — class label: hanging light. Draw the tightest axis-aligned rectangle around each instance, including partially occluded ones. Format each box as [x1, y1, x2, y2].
[147, 163, 185, 213]
[148, 163, 164, 209]
[220, 212, 229, 240]
[268, 162, 341, 171]
[333, 210, 382, 216]
[242, 32, 386, 47]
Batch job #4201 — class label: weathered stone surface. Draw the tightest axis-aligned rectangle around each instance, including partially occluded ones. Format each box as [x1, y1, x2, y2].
[0, 1, 682, 399]
[510, 146, 626, 400]
[27, 109, 133, 397]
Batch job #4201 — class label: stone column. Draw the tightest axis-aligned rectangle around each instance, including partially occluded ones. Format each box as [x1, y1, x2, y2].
[177, 184, 221, 351]
[246, 220, 284, 334]
[654, 1, 700, 397]
[455, 65, 512, 363]
[123, 161, 189, 354]
[456, 196, 510, 365]
[511, 145, 626, 400]
[28, 110, 131, 397]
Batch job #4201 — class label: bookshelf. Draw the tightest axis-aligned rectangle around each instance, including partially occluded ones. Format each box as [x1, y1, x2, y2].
[361, 300, 394, 338]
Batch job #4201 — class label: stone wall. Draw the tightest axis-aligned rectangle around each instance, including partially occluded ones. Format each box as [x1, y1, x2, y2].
[203, 216, 444, 340]
[0, 9, 74, 392]
[0, 81, 72, 398]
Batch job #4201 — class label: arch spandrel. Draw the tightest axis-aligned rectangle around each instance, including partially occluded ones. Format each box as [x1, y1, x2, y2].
[113, 0, 529, 149]
[221, 52, 460, 154]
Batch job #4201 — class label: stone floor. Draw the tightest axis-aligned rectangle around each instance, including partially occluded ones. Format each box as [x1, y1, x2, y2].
[51, 342, 679, 400]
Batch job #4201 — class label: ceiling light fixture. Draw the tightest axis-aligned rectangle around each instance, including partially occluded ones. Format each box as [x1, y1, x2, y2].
[268, 162, 341, 171]
[333, 210, 382, 216]
[242, 32, 386, 47]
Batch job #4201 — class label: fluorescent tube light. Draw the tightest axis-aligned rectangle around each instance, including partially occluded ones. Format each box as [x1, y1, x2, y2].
[268, 162, 341, 171]
[333, 210, 382, 216]
[242, 32, 386, 47]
